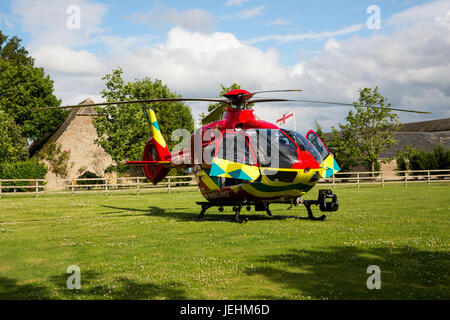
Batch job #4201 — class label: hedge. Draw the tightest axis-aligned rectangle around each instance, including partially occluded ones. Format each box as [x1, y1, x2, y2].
[396, 145, 450, 175]
[0, 160, 48, 192]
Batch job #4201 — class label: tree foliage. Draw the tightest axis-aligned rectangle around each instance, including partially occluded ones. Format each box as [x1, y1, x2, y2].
[41, 142, 73, 178]
[396, 145, 450, 173]
[0, 31, 34, 66]
[313, 120, 325, 142]
[0, 159, 47, 191]
[0, 30, 66, 141]
[93, 67, 195, 173]
[0, 110, 28, 163]
[331, 87, 401, 172]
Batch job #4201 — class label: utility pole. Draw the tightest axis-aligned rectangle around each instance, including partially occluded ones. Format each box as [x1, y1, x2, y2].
[293, 108, 296, 131]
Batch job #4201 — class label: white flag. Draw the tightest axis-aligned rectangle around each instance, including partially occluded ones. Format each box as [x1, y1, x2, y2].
[276, 111, 295, 130]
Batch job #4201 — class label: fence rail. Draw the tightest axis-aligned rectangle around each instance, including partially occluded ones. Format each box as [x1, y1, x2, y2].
[319, 169, 450, 188]
[0, 169, 449, 197]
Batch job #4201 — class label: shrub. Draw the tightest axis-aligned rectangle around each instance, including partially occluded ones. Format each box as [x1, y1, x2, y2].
[41, 143, 72, 178]
[396, 145, 450, 174]
[0, 160, 48, 192]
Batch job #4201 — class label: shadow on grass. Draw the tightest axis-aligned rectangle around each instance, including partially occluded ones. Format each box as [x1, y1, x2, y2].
[245, 246, 449, 300]
[0, 270, 186, 300]
[98, 205, 317, 223]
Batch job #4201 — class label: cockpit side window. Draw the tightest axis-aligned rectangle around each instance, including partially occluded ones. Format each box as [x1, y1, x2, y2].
[306, 131, 330, 161]
[244, 129, 299, 168]
[217, 132, 256, 165]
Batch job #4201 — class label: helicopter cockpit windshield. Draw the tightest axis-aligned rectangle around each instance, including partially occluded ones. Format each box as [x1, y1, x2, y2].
[281, 129, 324, 165]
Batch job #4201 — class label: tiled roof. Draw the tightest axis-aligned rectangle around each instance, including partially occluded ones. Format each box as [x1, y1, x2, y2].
[28, 98, 97, 156]
[398, 118, 450, 132]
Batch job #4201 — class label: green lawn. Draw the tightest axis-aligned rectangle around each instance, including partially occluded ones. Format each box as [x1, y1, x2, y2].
[0, 183, 449, 300]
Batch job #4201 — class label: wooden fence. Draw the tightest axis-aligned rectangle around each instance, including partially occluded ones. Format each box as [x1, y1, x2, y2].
[0, 175, 197, 198]
[319, 169, 450, 188]
[0, 169, 449, 198]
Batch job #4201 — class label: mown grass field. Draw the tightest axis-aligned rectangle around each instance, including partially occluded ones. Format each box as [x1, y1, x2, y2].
[0, 183, 449, 300]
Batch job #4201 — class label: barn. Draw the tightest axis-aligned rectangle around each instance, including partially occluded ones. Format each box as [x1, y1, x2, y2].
[29, 99, 116, 190]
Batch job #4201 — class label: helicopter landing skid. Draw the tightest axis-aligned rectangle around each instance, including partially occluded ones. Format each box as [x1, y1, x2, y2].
[197, 202, 249, 223]
[196, 190, 337, 222]
[302, 200, 326, 221]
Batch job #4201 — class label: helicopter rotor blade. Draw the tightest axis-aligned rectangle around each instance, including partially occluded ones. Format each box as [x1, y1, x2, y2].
[202, 105, 224, 125]
[34, 98, 230, 111]
[243, 89, 302, 100]
[248, 98, 432, 114]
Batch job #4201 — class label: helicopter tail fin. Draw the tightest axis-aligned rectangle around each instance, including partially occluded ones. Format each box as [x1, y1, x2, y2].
[127, 110, 192, 184]
[143, 109, 172, 184]
[127, 109, 172, 184]
[146, 109, 169, 152]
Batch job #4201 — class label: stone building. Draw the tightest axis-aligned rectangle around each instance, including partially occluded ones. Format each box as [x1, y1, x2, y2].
[29, 99, 115, 190]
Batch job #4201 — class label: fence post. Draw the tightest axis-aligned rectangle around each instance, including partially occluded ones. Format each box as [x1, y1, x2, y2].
[168, 177, 171, 193]
[404, 172, 408, 187]
[35, 179, 39, 198]
[427, 171, 431, 186]
[137, 178, 140, 196]
[381, 172, 384, 187]
[105, 179, 108, 195]
[332, 174, 335, 189]
[0, 181, 2, 199]
[357, 173, 360, 189]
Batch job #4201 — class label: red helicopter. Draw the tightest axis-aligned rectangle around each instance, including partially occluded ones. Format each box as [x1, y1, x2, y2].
[40, 89, 429, 222]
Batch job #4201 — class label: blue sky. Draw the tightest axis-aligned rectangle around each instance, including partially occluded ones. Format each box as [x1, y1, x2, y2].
[0, 0, 449, 132]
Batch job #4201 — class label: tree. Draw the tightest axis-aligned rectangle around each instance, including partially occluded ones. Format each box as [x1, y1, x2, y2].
[0, 110, 28, 163]
[313, 120, 325, 142]
[199, 83, 241, 123]
[0, 31, 66, 141]
[331, 87, 401, 173]
[0, 31, 34, 66]
[93, 67, 195, 173]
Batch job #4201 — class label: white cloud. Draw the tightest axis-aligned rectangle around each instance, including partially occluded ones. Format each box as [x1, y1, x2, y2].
[287, 1, 450, 126]
[238, 6, 264, 19]
[11, 0, 108, 47]
[225, 0, 250, 6]
[124, 7, 216, 33]
[247, 23, 364, 44]
[33, 45, 106, 74]
[266, 18, 289, 26]
[388, 0, 450, 26]
[107, 27, 290, 98]
[11, 0, 450, 130]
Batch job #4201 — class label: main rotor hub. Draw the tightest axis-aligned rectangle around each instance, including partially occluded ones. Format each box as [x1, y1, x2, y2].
[224, 89, 251, 108]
